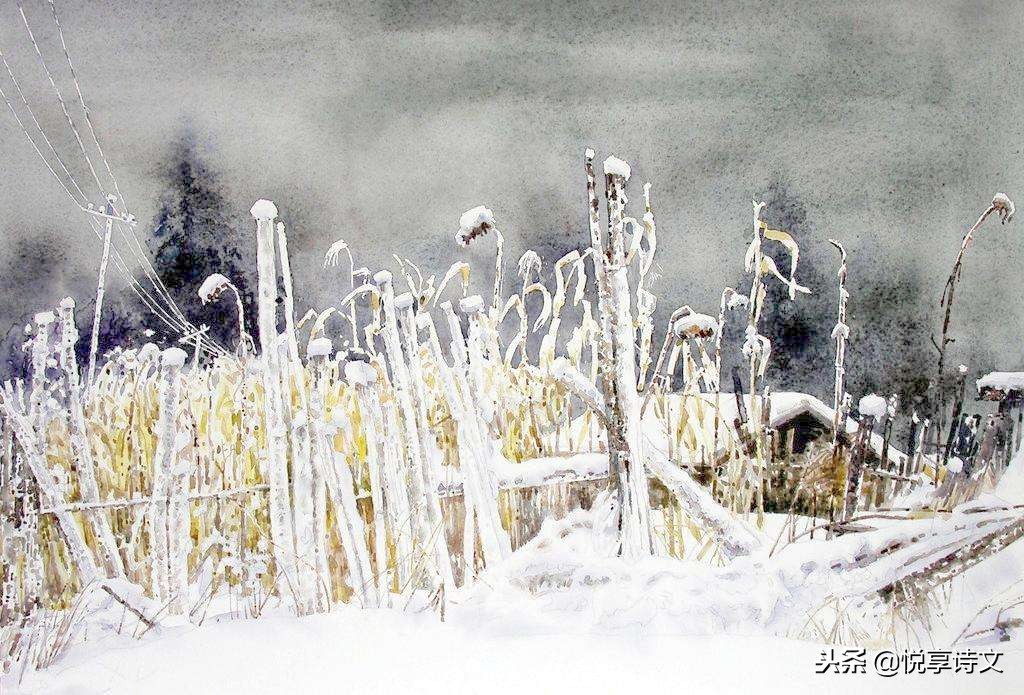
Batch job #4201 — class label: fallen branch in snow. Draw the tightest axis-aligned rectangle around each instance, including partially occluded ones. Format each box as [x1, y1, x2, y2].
[644, 447, 762, 558]
[878, 511, 1024, 599]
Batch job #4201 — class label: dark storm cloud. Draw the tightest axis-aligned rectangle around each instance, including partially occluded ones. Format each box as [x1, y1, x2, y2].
[1, 0, 1023, 394]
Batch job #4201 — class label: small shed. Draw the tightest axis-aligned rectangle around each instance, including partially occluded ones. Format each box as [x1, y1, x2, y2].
[977, 372, 1024, 411]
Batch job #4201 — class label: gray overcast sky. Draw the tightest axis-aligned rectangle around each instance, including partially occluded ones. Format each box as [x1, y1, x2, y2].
[1, 1, 1023, 391]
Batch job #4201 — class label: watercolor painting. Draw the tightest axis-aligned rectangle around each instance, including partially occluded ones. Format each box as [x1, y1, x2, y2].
[2, 2, 1023, 693]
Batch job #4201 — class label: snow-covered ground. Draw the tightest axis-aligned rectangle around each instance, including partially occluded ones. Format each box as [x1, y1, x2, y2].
[10, 604, 1023, 695]
[9, 434, 1024, 694]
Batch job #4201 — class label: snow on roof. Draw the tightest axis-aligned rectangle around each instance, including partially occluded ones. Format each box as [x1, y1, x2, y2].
[977, 372, 1024, 393]
[668, 392, 911, 467]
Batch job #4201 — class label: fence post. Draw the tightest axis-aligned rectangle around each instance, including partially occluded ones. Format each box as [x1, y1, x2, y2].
[148, 347, 188, 612]
[251, 200, 306, 611]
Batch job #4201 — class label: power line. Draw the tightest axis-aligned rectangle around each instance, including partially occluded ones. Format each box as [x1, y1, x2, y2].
[0, 3, 229, 356]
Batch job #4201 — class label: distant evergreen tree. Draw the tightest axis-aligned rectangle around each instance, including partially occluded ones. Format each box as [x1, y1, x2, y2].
[106, 135, 257, 354]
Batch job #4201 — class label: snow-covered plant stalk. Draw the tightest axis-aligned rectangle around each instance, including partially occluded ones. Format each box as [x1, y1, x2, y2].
[935, 193, 1015, 443]
[276, 220, 327, 613]
[375, 270, 453, 597]
[590, 151, 652, 558]
[741, 202, 809, 520]
[147, 347, 188, 612]
[826, 239, 850, 516]
[324, 239, 360, 349]
[1, 381, 106, 600]
[342, 359, 394, 600]
[741, 202, 772, 521]
[307, 342, 376, 606]
[711, 288, 746, 466]
[378, 379, 416, 588]
[432, 303, 511, 574]
[514, 250, 541, 365]
[583, 150, 649, 555]
[56, 298, 124, 579]
[250, 200, 303, 610]
[827, 240, 849, 443]
[394, 293, 438, 461]
[640, 305, 707, 413]
[198, 272, 250, 355]
[456, 206, 503, 313]
[535, 249, 584, 368]
[1, 321, 105, 592]
[632, 184, 658, 388]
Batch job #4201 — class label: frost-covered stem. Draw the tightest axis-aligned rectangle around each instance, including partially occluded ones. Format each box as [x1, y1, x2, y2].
[375, 271, 452, 595]
[746, 203, 770, 521]
[641, 306, 693, 415]
[207, 280, 249, 354]
[935, 196, 1012, 443]
[843, 414, 874, 521]
[379, 391, 414, 589]
[634, 186, 658, 388]
[433, 305, 510, 571]
[601, 156, 652, 558]
[166, 388, 192, 614]
[342, 245, 360, 348]
[828, 240, 849, 446]
[2, 332, 104, 590]
[201, 277, 248, 353]
[635, 292, 656, 388]
[306, 353, 332, 608]
[712, 289, 736, 467]
[394, 295, 458, 587]
[251, 200, 300, 609]
[276, 221, 325, 613]
[309, 352, 376, 607]
[347, 369, 391, 600]
[827, 240, 850, 517]
[585, 150, 624, 493]
[488, 230, 504, 314]
[57, 298, 124, 579]
[86, 215, 113, 387]
[551, 358, 608, 425]
[1, 387, 104, 592]
[147, 348, 186, 611]
[515, 255, 538, 365]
